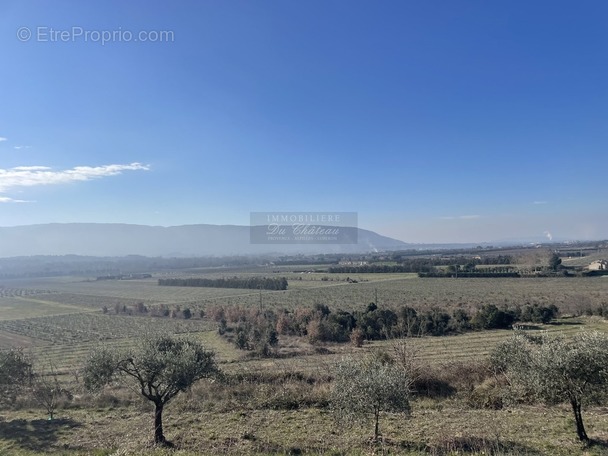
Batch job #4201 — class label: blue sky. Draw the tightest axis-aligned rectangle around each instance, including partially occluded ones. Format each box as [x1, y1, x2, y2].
[0, 1, 606, 243]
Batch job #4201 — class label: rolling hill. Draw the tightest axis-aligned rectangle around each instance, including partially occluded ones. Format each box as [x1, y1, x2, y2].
[0, 223, 410, 257]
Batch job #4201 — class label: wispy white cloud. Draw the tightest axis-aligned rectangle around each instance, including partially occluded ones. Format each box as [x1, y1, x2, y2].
[0, 162, 149, 193]
[11, 166, 52, 171]
[14, 145, 32, 150]
[0, 196, 33, 203]
[439, 215, 481, 220]
[0, 137, 7, 142]
[532, 201, 548, 205]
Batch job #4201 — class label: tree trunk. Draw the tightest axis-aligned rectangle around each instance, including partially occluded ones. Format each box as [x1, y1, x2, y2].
[154, 402, 166, 445]
[374, 408, 380, 441]
[570, 398, 588, 442]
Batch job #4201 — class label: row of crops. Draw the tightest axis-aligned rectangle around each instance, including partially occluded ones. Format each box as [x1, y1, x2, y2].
[34, 292, 158, 309]
[0, 274, 601, 362]
[0, 313, 212, 344]
[0, 287, 55, 298]
[33, 276, 602, 315]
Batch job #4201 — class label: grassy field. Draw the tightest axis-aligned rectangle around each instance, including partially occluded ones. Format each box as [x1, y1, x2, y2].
[3, 390, 608, 455]
[1, 272, 608, 454]
[0, 296, 96, 321]
[0, 273, 607, 370]
[4, 274, 607, 314]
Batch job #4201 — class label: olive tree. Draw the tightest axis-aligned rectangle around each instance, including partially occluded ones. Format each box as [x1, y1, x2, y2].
[84, 334, 217, 445]
[331, 354, 411, 441]
[491, 331, 608, 442]
[0, 349, 32, 406]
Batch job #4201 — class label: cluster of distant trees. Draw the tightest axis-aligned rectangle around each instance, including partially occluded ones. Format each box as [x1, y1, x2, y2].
[104, 302, 202, 320]
[96, 273, 152, 280]
[330, 264, 430, 273]
[329, 256, 513, 274]
[579, 303, 608, 317]
[419, 270, 520, 278]
[209, 302, 559, 354]
[158, 276, 288, 290]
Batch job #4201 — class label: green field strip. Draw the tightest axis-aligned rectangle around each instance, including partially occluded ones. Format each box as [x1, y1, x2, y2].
[12, 297, 101, 318]
[7, 276, 608, 316]
[0, 297, 99, 321]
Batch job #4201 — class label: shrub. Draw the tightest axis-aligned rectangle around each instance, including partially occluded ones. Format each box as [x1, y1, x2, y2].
[467, 377, 504, 409]
[350, 327, 364, 347]
[472, 304, 516, 329]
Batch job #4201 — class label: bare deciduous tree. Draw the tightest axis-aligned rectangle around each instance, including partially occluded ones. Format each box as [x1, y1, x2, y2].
[31, 363, 72, 420]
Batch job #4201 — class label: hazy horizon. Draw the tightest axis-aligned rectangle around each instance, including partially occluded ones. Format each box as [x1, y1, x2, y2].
[0, 220, 606, 247]
[1, 1, 606, 244]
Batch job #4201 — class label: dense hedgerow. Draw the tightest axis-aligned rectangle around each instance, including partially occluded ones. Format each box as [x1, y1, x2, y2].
[158, 276, 288, 290]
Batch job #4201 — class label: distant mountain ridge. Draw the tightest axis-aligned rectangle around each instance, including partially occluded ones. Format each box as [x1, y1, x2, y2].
[0, 223, 410, 257]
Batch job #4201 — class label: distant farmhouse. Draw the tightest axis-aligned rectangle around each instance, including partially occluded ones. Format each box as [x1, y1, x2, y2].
[587, 260, 608, 271]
